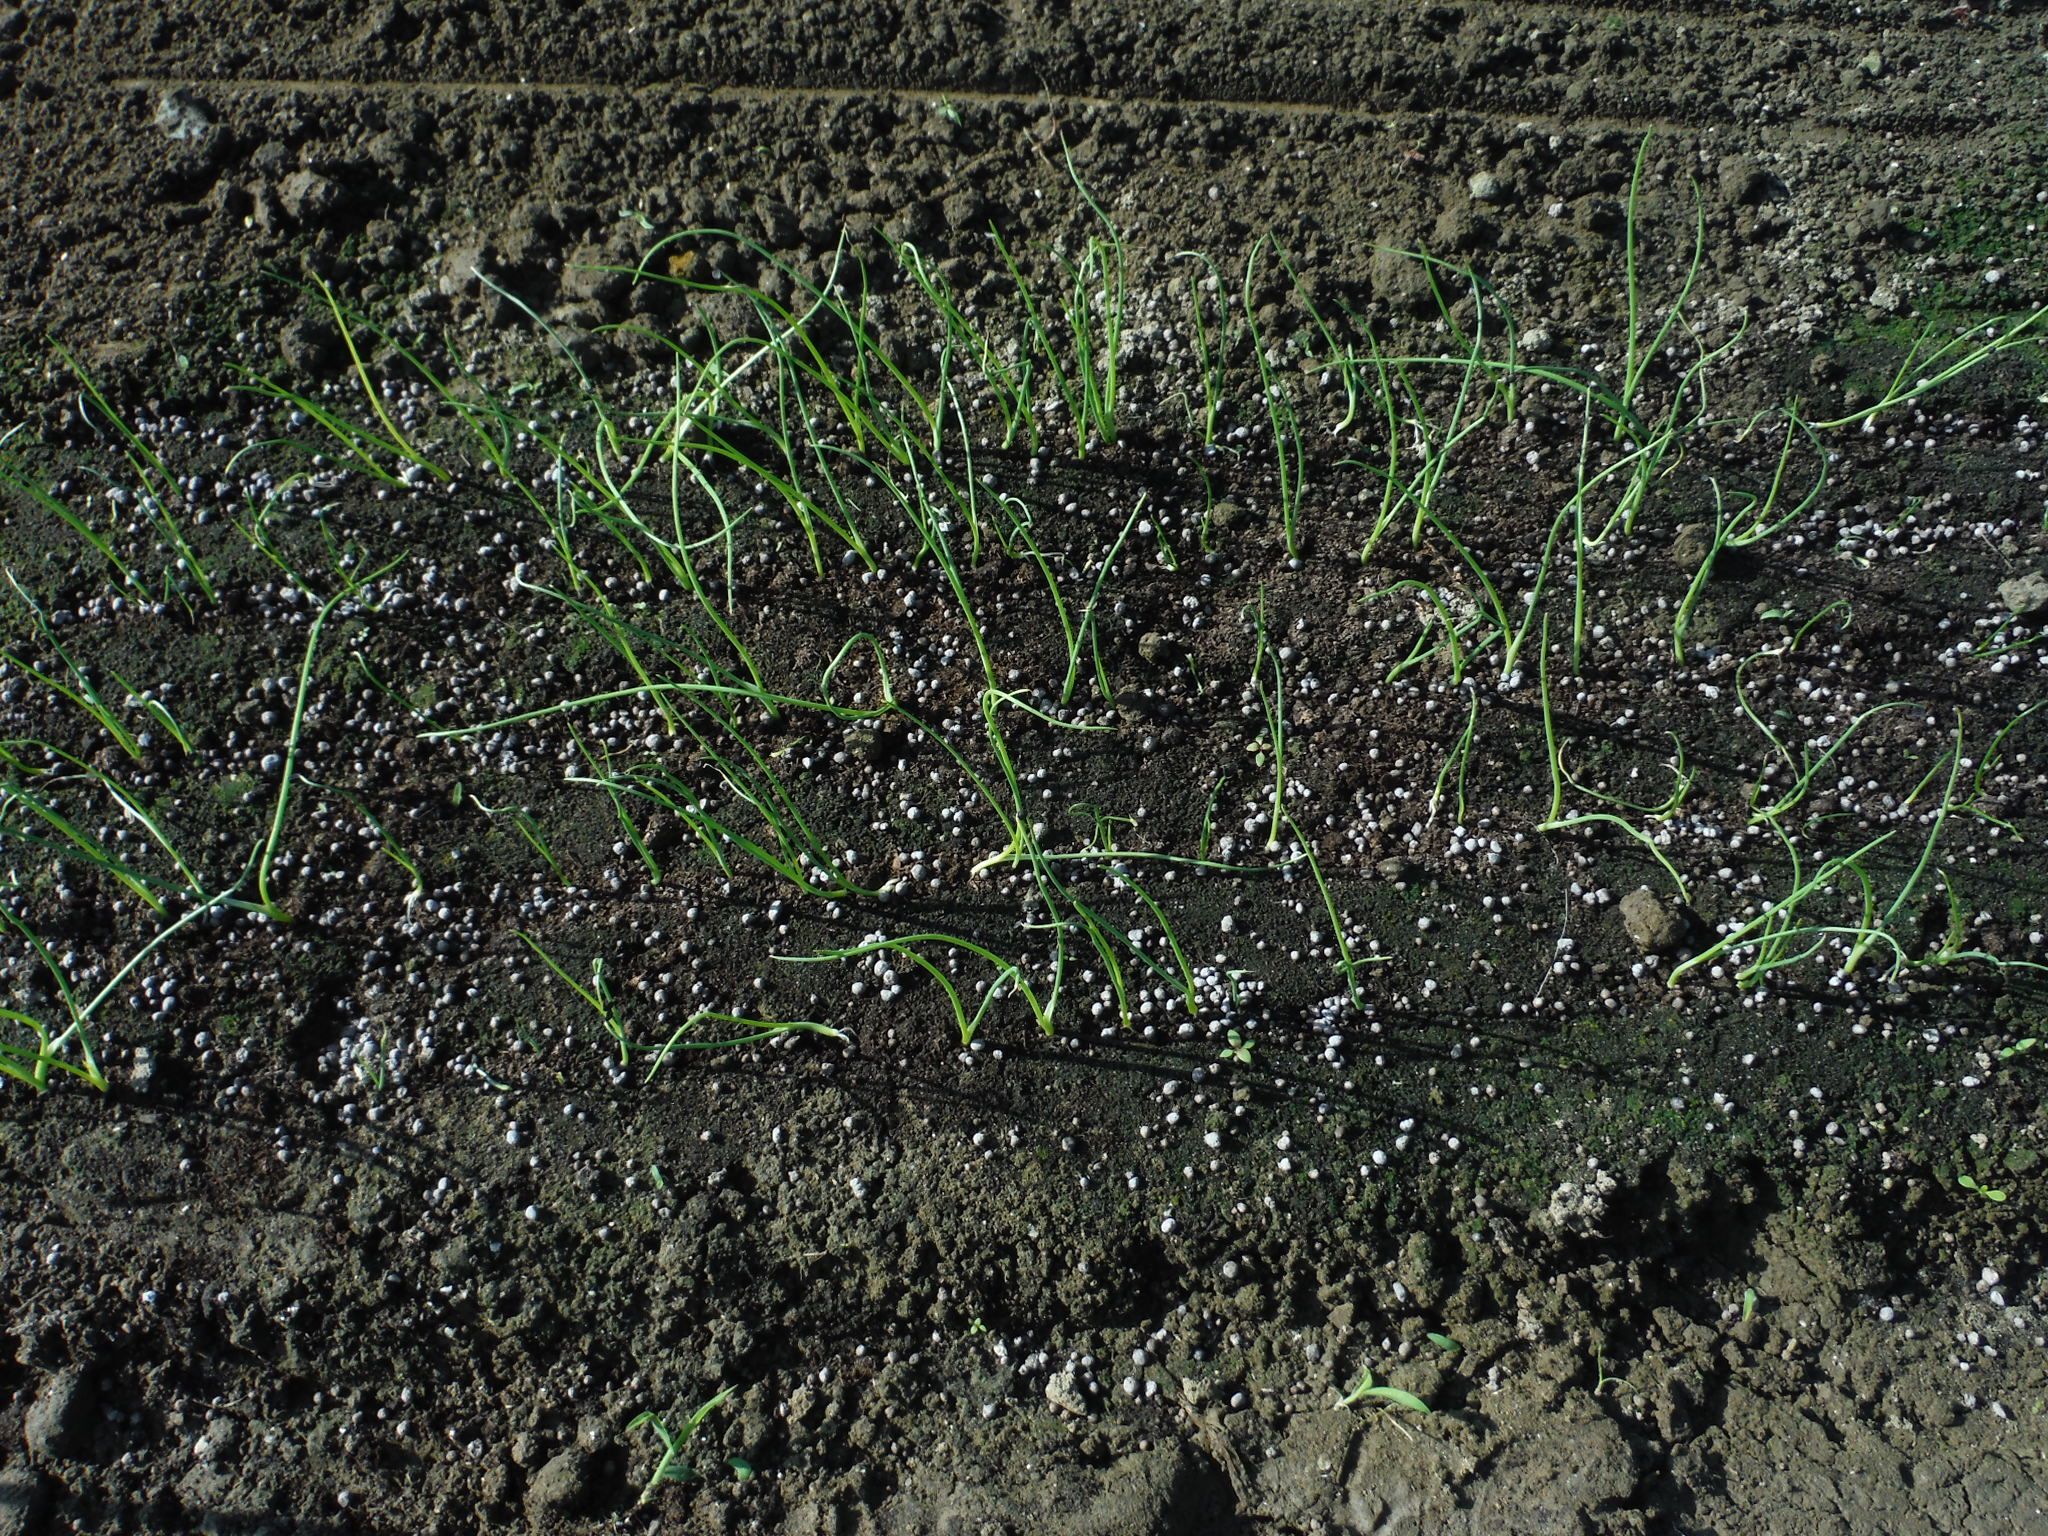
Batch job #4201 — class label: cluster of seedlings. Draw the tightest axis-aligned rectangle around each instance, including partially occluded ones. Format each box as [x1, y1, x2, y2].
[2, 137, 2046, 1110]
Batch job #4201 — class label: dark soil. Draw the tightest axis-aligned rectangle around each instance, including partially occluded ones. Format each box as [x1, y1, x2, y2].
[4, 4, 2048, 1534]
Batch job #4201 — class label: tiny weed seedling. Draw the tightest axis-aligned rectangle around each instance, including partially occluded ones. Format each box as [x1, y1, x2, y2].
[628, 1387, 749, 1505]
[1592, 1348, 1629, 1396]
[1219, 1029, 1254, 1066]
[1336, 1365, 1431, 1416]
[1958, 1173, 2009, 1204]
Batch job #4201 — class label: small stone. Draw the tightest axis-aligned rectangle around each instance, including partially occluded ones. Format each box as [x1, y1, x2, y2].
[277, 169, 341, 225]
[24, 1368, 95, 1461]
[1847, 196, 1908, 247]
[437, 241, 490, 298]
[559, 242, 628, 308]
[882, 202, 939, 246]
[1375, 856, 1418, 882]
[1670, 522, 1717, 572]
[558, 328, 623, 378]
[1546, 1169, 1619, 1237]
[368, 0, 424, 42]
[845, 725, 898, 764]
[154, 88, 215, 145]
[942, 188, 987, 233]
[753, 198, 800, 248]
[1205, 499, 1246, 533]
[1857, 50, 1884, 78]
[525, 1448, 592, 1524]
[1138, 632, 1179, 666]
[1467, 171, 1509, 205]
[1370, 243, 1434, 312]
[0, 1465, 50, 1536]
[1716, 156, 1777, 208]
[1432, 205, 1498, 254]
[1046, 1362, 1091, 1417]
[195, 1416, 241, 1462]
[1399, 1230, 1447, 1308]
[276, 314, 340, 375]
[642, 813, 683, 854]
[1997, 570, 2048, 618]
[1619, 887, 1687, 955]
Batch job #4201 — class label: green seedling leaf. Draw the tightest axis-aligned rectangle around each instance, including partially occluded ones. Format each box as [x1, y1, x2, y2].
[1958, 1174, 2008, 1204]
[1336, 1367, 1431, 1415]
[628, 1386, 737, 1505]
[1425, 1333, 1462, 1356]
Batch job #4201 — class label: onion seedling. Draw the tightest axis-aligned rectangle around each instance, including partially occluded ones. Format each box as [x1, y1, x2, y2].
[0, 435, 136, 591]
[1249, 593, 1287, 850]
[1171, 251, 1237, 448]
[256, 562, 405, 922]
[1283, 809, 1384, 1011]
[989, 147, 1128, 456]
[1242, 235, 1308, 559]
[57, 345, 216, 606]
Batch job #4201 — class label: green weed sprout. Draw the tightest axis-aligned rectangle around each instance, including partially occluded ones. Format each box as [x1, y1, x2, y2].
[1957, 1174, 2008, 1204]
[628, 1387, 746, 1505]
[1336, 1366, 1431, 1415]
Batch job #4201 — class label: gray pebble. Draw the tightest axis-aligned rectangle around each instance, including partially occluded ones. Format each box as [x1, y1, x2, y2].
[154, 88, 216, 145]
[1619, 887, 1688, 956]
[1045, 1362, 1091, 1417]
[0, 1466, 49, 1536]
[1997, 571, 2048, 619]
[24, 1368, 95, 1462]
[525, 1447, 593, 1524]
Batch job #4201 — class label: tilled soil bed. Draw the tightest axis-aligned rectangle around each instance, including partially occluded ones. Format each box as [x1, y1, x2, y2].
[3, 5, 2048, 1534]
